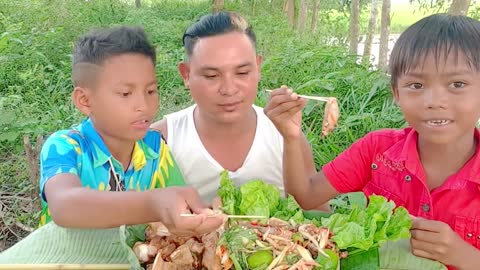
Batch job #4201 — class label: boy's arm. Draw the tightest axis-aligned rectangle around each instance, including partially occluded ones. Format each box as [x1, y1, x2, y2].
[45, 174, 159, 227]
[266, 87, 373, 210]
[45, 175, 224, 235]
[40, 132, 222, 234]
[265, 87, 339, 209]
[283, 135, 340, 209]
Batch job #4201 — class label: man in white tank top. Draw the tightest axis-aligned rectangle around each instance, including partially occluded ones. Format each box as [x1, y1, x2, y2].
[151, 12, 316, 204]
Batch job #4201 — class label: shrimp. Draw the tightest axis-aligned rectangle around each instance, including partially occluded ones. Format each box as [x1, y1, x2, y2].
[322, 97, 339, 137]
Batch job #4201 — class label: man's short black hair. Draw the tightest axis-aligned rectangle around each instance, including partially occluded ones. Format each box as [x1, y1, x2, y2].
[72, 26, 156, 87]
[389, 14, 480, 87]
[182, 11, 256, 58]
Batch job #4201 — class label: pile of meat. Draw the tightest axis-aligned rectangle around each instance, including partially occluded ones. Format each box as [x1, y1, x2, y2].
[132, 222, 222, 270]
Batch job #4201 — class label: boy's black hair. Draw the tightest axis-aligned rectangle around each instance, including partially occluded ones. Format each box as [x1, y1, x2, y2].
[389, 14, 480, 87]
[182, 11, 256, 58]
[72, 26, 156, 87]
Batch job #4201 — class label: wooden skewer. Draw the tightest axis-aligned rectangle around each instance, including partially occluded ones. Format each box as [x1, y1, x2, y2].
[180, 213, 267, 219]
[265, 89, 331, 102]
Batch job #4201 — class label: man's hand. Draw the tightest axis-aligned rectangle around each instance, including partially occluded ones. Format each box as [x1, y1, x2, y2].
[150, 187, 226, 236]
[264, 86, 307, 140]
[411, 217, 480, 269]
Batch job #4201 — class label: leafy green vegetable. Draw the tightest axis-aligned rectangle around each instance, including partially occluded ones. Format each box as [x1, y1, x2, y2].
[218, 171, 306, 223]
[321, 195, 412, 251]
[273, 195, 305, 223]
[125, 224, 148, 248]
[238, 180, 280, 217]
[218, 171, 238, 215]
[218, 226, 258, 269]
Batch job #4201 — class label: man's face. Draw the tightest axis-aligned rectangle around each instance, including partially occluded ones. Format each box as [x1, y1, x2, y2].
[179, 32, 262, 124]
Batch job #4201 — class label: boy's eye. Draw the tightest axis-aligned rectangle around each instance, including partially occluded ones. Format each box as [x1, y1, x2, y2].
[237, 71, 250, 76]
[147, 89, 157, 95]
[119, 92, 131, 97]
[408, 83, 423, 90]
[450, 81, 466, 88]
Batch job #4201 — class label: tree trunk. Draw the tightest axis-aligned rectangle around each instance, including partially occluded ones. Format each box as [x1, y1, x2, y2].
[297, 0, 308, 32]
[349, 0, 360, 54]
[448, 0, 471, 15]
[378, 0, 391, 69]
[212, 0, 225, 13]
[362, 0, 380, 63]
[286, 0, 295, 29]
[135, 0, 141, 8]
[311, 0, 320, 33]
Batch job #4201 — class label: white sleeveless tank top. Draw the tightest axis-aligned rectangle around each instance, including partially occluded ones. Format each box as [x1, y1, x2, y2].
[165, 104, 284, 203]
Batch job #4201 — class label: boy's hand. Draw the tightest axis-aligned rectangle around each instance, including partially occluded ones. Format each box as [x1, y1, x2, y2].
[264, 86, 307, 140]
[411, 216, 480, 269]
[151, 187, 226, 236]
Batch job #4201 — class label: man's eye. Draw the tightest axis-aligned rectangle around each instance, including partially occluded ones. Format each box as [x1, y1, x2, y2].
[237, 72, 249, 76]
[204, 74, 217, 79]
[119, 92, 131, 97]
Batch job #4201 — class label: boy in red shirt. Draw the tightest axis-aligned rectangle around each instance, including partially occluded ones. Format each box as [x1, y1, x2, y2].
[265, 14, 480, 269]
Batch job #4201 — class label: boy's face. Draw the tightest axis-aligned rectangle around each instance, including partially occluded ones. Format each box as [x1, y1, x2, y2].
[393, 51, 480, 145]
[178, 32, 262, 124]
[76, 53, 159, 143]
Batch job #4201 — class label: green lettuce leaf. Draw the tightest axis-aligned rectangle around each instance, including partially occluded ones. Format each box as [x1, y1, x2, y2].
[322, 195, 412, 251]
[238, 180, 280, 217]
[386, 207, 412, 241]
[218, 170, 238, 215]
[125, 224, 147, 248]
[273, 195, 305, 223]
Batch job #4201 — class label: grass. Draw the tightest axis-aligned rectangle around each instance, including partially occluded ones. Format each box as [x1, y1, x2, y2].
[0, 0, 406, 250]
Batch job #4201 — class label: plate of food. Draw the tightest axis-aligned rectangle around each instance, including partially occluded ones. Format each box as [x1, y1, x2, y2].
[127, 172, 446, 270]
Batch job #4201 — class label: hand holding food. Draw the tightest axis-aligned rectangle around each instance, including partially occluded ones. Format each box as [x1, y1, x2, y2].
[264, 87, 340, 139]
[149, 187, 225, 237]
[264, 86, 307, 140]
[410, 217, 476, 269]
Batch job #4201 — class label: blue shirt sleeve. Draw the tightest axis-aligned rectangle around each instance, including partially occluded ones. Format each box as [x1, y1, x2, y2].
[39, 131, 80, 201]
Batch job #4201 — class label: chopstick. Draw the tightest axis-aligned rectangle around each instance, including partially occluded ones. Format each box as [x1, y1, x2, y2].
[265, 89, 331, 102]
[180, 213, 267, 219]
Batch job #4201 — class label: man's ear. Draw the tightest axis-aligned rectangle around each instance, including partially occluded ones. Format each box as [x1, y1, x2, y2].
[72, 86, 92, 116]
[255, 55, 263, 80]
[178, 62, 190, 88]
